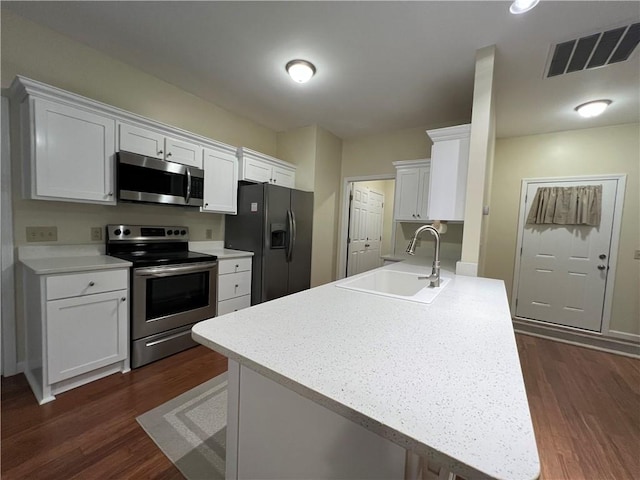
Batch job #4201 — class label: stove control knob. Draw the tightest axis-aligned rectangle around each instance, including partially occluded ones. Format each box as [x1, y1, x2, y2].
[180, 230, 187, 236]
[174, 229, 180, 235]
[123, 229, 131, 236]
[114, 229, 122, 236]
[167, 230, 173, 235]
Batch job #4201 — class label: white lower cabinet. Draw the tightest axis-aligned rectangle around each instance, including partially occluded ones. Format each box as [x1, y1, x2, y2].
[217, 257, 252, 315]
[23, 266, 130, 404]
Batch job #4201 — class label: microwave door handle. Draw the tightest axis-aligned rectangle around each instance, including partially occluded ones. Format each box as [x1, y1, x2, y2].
[185, 168, 192, 204]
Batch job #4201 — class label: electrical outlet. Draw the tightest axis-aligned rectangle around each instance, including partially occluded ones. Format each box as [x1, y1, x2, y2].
[91, 227, 103, 241]
[26, 226, 58, 243]
[205, 229, 213, 240]
[635, 249, 640, 260]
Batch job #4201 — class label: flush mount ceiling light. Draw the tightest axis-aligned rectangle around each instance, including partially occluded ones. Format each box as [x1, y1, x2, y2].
[286, 59, 316, 83]
[575, 99, 612, 118]
[509, 0, 540, 14]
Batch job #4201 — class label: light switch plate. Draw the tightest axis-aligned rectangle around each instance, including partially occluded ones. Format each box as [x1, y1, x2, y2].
[26, 226, 58, 242]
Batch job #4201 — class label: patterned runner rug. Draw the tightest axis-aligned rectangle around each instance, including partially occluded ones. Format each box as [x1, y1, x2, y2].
[137, 373, 227, 479]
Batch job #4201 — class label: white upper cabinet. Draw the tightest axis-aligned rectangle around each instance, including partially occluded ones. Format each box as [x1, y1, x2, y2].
[201, 145, 239, 214]
[392, 160, 430, 222]
[426, 124, 471, 221]
[119, 123, 203, 169]
[237, 147, 296, 188]
[21, 96, 117, 205]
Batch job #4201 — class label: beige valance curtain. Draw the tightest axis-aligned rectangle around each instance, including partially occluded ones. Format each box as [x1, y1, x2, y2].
[526, 185, 602, 226]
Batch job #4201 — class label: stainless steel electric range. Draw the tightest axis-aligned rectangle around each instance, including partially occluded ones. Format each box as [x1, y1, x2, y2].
[106, 225, 218, 368]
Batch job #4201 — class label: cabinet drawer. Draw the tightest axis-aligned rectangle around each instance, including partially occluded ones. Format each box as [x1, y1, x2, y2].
[218, 295, 251, 316]
[218, 257, 252, 275]
[218, 270, 252, 301]
[46, 269, 128, 300]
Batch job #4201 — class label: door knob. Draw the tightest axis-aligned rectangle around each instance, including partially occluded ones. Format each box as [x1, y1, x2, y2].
[597, 265, 606, 270]
[599, 254, 607, 259]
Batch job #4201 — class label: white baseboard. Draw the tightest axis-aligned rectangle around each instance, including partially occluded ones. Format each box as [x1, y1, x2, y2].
[514, 318, 640, 358]
[16, 361, 24, 374]
[606, 330, 640, 343]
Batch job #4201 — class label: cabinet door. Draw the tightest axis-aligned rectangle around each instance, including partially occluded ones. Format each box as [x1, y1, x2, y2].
[272, 165, 295, 188]
[119, 123, 164, 159]
[47, 290, 127, 384]
[415, 166, 430, 221]
[32, 98, 116, 204]
[393, 168, 421, 221]
[165, 137, 203, 168]
[243, 157, 273, 183]
[202, 148, 238, 214]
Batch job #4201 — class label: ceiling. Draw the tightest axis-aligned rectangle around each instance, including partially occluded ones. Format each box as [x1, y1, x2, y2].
[3, 1, 639, 139]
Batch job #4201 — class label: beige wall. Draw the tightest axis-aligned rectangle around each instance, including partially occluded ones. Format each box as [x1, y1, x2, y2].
[484, 123, 640, 336]
[341, 126, 432, 178]
[277, 125, 343, 287]
[313, 127, 343, 284]
[1, 10, 282, 363]
[1, 9, 278, 248]
[394, 223, 464, 261]
[276, 126, 316, 191]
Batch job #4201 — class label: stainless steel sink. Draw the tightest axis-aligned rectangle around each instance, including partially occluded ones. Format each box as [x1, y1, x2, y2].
[335, 269, 450, 304]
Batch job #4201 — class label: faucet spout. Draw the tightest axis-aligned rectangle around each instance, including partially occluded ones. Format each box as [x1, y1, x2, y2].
[406, 224, 441, 287]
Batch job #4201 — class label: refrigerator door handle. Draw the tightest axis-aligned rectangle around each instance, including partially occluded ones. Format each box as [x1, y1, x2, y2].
[286, 209, 296, 262]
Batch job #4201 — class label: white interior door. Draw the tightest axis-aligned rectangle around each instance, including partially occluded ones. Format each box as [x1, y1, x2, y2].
[347, 184, 384, 277]
[347, 184, 368, 277]
[361, 190, 384, 272]
[515, 178, 618, 332]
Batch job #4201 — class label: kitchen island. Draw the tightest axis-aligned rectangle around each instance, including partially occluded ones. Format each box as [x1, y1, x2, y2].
[192, 261, 540, 479]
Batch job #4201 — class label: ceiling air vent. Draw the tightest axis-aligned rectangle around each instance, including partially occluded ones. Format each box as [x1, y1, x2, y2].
[547, 22, 639, 77]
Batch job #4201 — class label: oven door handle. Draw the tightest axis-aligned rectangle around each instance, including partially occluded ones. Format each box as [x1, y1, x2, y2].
[134, 261, 218, 277]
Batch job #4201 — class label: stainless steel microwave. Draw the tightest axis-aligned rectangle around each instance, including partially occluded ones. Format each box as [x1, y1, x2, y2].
[116, 151, 204, 207]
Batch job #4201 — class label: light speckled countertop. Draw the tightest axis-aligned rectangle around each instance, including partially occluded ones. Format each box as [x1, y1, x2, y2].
[192, 262, 540, 480]
[20, 255, 132, 274]
[189, 241, 253, 259]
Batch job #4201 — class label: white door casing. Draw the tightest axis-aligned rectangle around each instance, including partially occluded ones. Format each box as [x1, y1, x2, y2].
[513, 176, 625, 334]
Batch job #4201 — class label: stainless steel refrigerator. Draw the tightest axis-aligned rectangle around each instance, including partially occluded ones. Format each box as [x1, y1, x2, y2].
[225, 183, 313, 305]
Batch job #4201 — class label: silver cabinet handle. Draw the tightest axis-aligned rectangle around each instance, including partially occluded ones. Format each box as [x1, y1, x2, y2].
[599, 254, 607, 259]
[412, 214, 416, 218]
[166, 152, 172, 157]
[597, 265, 606, 270]
[365, 243, 371, 247]
[121, 297, 126, 302]
[158, 150, 163, 155]
[108, 192, 113, 197]
[204, 203, 209, 208]
[416, 214, 421, 218]
[89, 281, 95, 287]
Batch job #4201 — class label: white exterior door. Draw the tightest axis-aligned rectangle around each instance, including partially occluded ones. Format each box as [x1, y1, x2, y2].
[515, 178, 618, 332]
[347, 185, 384, 277]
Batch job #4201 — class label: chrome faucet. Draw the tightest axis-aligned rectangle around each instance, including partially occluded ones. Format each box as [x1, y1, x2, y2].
[406, 224, 441, 287]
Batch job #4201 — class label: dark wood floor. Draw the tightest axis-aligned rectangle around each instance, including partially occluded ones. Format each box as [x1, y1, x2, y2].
[2, 336, 639, 479]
